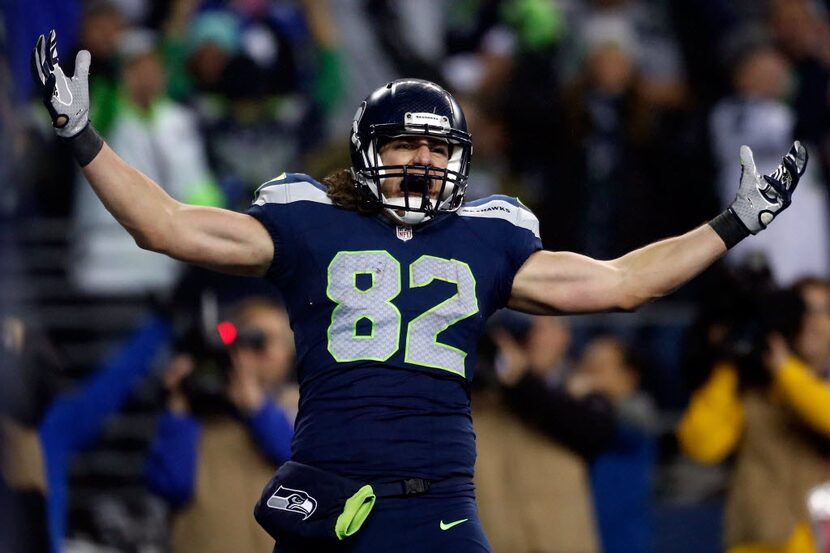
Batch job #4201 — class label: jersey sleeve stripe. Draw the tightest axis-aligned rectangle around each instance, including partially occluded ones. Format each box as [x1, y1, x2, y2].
[458, 197, 541, 239]
[464, 195, 531, 211]
[253, 177, 333, 206]
[254, 172, 288, 194]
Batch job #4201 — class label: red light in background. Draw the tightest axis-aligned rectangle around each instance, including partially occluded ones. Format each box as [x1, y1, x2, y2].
[217, 321, 237, 345]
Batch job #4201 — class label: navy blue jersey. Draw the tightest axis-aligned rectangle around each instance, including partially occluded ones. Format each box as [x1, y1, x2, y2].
[247, 173, 541, 482]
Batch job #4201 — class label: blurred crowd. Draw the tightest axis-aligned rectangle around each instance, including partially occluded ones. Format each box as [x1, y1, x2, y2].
[2, 0, 830, 552]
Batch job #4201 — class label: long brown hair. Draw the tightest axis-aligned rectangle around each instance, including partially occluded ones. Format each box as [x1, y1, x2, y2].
[321, 169, 380, 215]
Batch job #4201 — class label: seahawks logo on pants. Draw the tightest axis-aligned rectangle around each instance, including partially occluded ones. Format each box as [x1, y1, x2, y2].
[267, 486, 318, 520]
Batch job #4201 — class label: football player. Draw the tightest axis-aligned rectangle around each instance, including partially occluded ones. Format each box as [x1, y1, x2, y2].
[32, 30, 807, 553]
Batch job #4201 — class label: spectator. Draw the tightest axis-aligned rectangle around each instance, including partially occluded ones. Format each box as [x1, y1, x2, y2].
[177, 9, 243, 106]
[710, 42, 830, 284]
[768, 0, 830, 152]
[155, 0, 202, 103]
[563, 0, 687, 105]
[161, 4, 328, 207]
[678, 278, 830, 553]
[794, 278, 830, 375]
[474, 312, 615, 553]
[571, 335, 659, 553]
[0, 314, 171, 553]
[204, 52, 324, 210]
[547, 36, 691, 256]
[145, 296, 296, 553]
[72, 0, 127, 137]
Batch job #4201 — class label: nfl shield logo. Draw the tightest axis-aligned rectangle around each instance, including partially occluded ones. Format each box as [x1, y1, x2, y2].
[396, 225, 413, 241]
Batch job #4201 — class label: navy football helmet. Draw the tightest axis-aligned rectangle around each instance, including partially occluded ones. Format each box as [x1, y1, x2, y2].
[350, 79, 473, 225]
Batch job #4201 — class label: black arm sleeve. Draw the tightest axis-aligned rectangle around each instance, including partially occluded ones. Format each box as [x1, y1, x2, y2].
[502, 373, 618, 459]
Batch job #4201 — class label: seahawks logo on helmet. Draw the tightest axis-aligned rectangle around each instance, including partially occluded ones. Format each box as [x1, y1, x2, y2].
[266, 486, 318, 520]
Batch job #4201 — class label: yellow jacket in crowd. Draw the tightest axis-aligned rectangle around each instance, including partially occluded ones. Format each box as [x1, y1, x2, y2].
[678, 358, 830, 553]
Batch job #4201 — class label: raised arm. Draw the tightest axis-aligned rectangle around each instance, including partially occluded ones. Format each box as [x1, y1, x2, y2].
[32, 31, 273, 277]
[510, 141, 808, 314]
[83, 146, 273, 275]
[510, 225, 725, 314]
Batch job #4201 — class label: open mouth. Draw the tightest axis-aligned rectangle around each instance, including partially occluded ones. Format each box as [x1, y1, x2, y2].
[401, 174, 433, 196]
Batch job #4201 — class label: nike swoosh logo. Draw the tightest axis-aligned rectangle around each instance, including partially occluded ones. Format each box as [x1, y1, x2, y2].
[439, 518, 469, 531]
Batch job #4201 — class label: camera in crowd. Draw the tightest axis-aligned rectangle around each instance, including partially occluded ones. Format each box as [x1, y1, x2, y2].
[716, 255, 806, 389]
[171, 300, 267, 416]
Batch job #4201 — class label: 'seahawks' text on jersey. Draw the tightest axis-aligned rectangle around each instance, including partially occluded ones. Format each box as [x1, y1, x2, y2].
[247, 173, 542, 482]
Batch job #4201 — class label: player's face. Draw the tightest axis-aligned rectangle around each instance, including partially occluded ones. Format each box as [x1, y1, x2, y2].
[377, 137, 450, 200]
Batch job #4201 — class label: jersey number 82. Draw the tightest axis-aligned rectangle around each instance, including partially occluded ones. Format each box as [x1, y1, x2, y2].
[326, 251, 479, 377]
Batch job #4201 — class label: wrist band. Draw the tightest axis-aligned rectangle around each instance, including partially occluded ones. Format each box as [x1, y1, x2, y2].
[61, 123, 104, 167]
[708, 209, 750, 249]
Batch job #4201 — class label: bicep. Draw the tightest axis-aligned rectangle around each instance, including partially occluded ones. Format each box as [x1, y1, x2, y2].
[508, 250, 626, 314]
[161, 204, 274, 277]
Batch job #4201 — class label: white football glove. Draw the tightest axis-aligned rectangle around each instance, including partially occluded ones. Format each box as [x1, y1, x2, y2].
[729, 141, 808, 234]
[31, 30, 91, 139]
